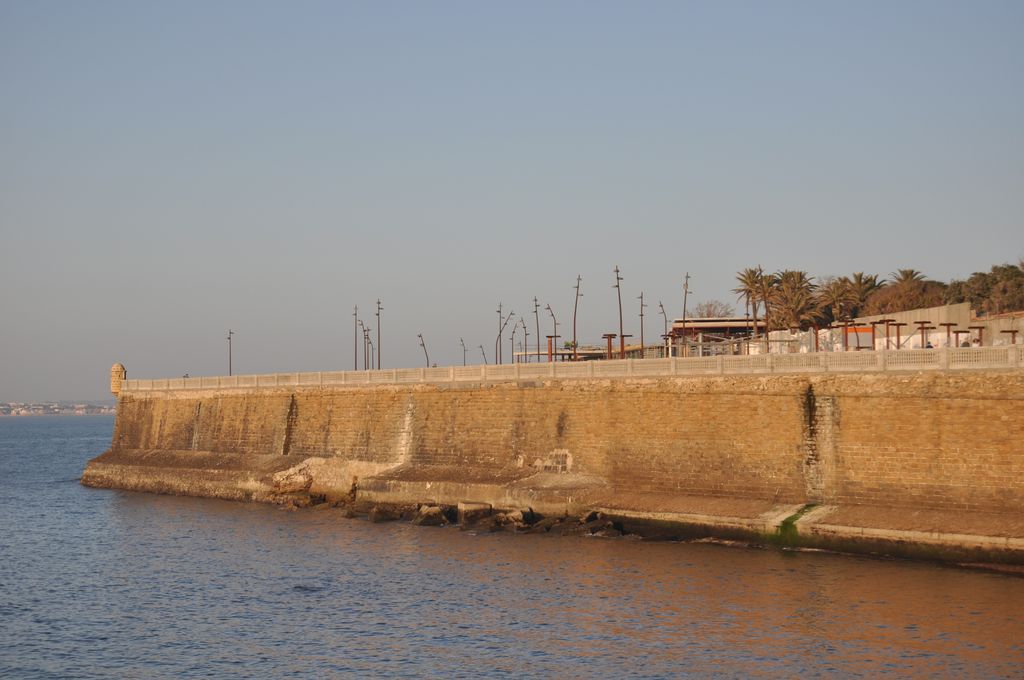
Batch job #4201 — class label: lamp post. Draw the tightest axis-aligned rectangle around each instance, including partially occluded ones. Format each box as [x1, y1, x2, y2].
[533, 297, 540, 363]
[510, 316, 519, 363]
[479, 345, 487, 364]
[659, 301, 669, 357]
[638, 291, 647, 357]
[545, 304, 559, 362]
[497, 310, 514, 365]
[681, 272, 691, 357]
[572, 275, 582, 361]
[418, 333, 430, 367]
[613, 266, 625, 359]
[496, 303, 502, 365]
[352, 306, 358, 370]
[376, 299, 382, 369]
[460, 338, 467, 366]
[520, 318, 529, 364]
[227, 329, 234, 376]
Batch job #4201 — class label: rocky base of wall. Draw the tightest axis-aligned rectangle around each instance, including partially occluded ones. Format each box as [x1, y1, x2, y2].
[82, 449, 1024, 567]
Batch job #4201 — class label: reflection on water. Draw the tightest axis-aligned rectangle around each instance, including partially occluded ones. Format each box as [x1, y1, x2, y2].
[1, 416, 1023, 677]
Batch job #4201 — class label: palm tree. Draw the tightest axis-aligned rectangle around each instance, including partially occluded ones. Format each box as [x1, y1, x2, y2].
[847, 272, 882, 317]
[816, 277, 857, 323]
[890, 269, 925, 285]
[771, 270, 819, 329]
[753, 266, 778, 331]
[733, 267, 762, 338]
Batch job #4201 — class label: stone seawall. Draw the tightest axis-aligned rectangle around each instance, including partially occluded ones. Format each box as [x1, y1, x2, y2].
[82, 370, 1024, 564]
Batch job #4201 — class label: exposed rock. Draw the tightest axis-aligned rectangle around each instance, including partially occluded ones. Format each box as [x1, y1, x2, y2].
[271, 461, 315, 494]
[524, 517, 562, 534]
[457, 501, 492, 525]
[412, 505, 446, 526]
[368, 506, 400, 523]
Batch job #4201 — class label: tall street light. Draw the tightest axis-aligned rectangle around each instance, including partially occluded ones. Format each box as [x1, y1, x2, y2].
[520, 317, 529, 364]
[376, 299, 382, 370]
[479, 345, 488, 364]
[572, 275, 582, 361]
[613, 266, 625, 358]
[497, 309, 514, 365]
[418, 333, 430, 367]
[353, 306, 360, 370]
[460, 337, 467, 366]
[681, 272, 691, 356]
[533, 297, 540, 363]
[659, 301, 669, 356]
[496, 303, 503, 365]
[362, 325, 372, 370]
[545, 304, 559, 361]
[227, 329, 234, 376]
[638, 292, 647, 356]
[357, 320, 366, 369]
[510, 316, 519, 363]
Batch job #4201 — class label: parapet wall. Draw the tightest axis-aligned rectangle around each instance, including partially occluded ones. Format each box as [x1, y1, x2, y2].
[90, 370, 1023, 512]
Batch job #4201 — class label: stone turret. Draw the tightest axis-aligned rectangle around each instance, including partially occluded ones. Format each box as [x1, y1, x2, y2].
[110, 363, 126, 396]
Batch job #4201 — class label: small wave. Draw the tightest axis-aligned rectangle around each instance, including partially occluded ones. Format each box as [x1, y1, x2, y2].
[292, 584, 325, 593]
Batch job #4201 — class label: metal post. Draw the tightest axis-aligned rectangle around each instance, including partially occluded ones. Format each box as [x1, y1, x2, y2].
[533, 297, 540, 363]
[376, 299, 382, 369]
[418, 333, 430, 367]
[496, 303, 503, 365]
[520, 318, 529, 365]
[638, 291, 646, 357]
[681, 272, 691, 356]
[511, 316, 518, 364]
[227, 329, 234, 376]
[572, 275, 582, 361]
[613, 266, 625, 359]
[545, 304, 559, 361]
[460, 338, 467, 366]
[353, 306, 358, 370]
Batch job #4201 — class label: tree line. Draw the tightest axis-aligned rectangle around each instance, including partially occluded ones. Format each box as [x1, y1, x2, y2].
[722, 261, 1024, 333]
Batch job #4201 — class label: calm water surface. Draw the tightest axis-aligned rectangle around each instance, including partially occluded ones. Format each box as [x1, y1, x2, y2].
[1, 416, 1022, 678]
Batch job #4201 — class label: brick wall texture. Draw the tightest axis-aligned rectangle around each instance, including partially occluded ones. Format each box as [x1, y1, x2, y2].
[111, 370, 1024, 513]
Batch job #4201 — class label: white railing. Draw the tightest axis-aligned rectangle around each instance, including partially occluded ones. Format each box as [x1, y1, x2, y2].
[120, 346, 1022, 393]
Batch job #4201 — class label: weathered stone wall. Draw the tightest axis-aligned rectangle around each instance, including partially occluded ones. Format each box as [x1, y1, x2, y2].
[95, 371, 1024, 515]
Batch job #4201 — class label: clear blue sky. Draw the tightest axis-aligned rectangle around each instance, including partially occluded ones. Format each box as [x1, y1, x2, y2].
[2, 1, 1022, 401]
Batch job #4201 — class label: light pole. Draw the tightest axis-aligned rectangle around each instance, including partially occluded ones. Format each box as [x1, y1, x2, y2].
[357, 320, 366, 369]
[545, 304, 559, 361]
[460, 338, 467, 366]
[479, 345, 487, 364]
[638, 291, 647, 356]
[352, 305, 358, 370]
[418, 333, 430, 367]
[362, 324, 371, 370]
[533, 297, 540, 363]
[497, 310, 514, 365]
[227, 329, 234, 376]
[614, 266, 625, 359]
[572, 275, 582, 361]
[659, 301, 669, 357]
[510, 316, 519, 363]
[681, 272, 691, 356]
[520, 317, 529, 364]
[376, 299, 382, 370]
[496, 303, 503, 365]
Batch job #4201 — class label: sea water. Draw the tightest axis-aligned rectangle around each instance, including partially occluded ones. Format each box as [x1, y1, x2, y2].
[1, 416, 1022, 678]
